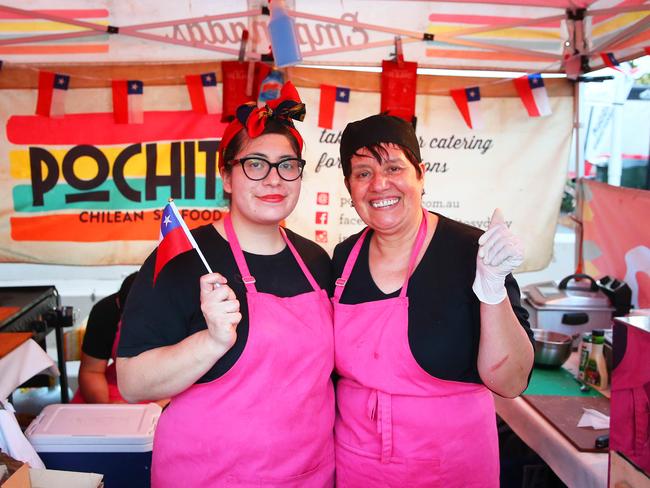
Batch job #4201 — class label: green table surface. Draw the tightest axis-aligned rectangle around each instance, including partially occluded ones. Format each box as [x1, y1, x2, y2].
[524, 365, 602, 397]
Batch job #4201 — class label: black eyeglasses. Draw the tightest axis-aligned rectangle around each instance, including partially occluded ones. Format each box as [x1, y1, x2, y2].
[230, 157, 306, 181]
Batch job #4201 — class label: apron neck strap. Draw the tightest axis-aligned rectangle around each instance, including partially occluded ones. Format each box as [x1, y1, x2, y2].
[333, 227, 371, 301]
[399, 208, 428, 298]
[333, 209, 428, 301]
[279, 227, 321, 292]
[224, 214, 258, 293]
[224, 215, 322, 294]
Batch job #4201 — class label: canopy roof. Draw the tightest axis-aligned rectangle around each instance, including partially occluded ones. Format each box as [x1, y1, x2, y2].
[0, 0, 647, 73]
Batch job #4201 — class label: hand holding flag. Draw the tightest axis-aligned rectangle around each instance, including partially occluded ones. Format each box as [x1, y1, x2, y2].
[199, 273, 241, 351]
[153, 200, 213, 284]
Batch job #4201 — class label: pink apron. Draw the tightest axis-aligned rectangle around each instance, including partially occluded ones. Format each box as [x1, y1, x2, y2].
[610, 323, 650, 474]
[332, 210, 499, 487]
[151, 216, 335, 487]
[71, 318, 125, 404]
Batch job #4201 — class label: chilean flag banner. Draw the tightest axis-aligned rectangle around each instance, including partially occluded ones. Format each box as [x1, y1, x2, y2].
[186, 72, 219, 114]
[318, 85, 350, 129]
[36, 71, 70, 118]
[513, 73, 552, 117]
[112, 80, 144, 124]
[450, 87, 483, 130]
[600, 52, 621, 70]
[153, 201, 211, 284]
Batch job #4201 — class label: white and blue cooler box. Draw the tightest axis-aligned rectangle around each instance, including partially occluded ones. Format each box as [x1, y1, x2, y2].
[26, 403, 161, 488]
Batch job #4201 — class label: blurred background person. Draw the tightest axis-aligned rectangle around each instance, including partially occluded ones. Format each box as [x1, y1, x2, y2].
[72, 272, 137, 403]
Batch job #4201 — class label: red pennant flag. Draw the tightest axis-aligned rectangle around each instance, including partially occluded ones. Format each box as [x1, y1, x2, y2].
[318, 85, 350, 129]
[600, 52, 622, 72]
[186, 72, 219, 114]
[112, 80, 144, 124]
[450, 87, 483, 129]
[513, 74, 552, 117]
[36, 71, 69, 117]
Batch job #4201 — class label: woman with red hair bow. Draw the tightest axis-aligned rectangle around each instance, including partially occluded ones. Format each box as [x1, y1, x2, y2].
[117, 82, 335, 488]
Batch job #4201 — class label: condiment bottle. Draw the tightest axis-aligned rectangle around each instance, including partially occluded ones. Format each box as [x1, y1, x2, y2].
[584, 329, 608, 388]
[577, 332, 591, 381]
[257, 69, 284, 105]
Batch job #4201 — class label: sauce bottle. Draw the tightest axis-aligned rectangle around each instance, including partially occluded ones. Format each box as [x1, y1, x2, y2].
[584, 329, 608, 388]
[577, 332, 591, 381]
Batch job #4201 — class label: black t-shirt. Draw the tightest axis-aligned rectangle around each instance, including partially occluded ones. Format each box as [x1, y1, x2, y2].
[331, 213, 533, 385]
[118, 224, 331, 384]
[82, 293, 120, 360]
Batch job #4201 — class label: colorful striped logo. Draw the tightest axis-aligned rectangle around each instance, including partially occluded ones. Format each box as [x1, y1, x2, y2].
[7, 111, 229, 242]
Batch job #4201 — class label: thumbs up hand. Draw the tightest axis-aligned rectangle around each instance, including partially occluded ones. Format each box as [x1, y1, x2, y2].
[472, 209, 524, 304]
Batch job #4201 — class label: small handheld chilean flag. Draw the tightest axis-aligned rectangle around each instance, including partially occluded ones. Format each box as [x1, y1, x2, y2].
[112, 80, 144, 124]
[513, 73, 551, 117]
[318, 85, 350, 129]
[153, 200, 213, 284]
[450, 87, 483, 130]
[36, 71, 69, 117]
[186, 72, 219, 114]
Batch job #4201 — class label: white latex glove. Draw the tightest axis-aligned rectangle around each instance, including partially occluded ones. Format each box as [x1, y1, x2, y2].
[472, 208, 524, 304]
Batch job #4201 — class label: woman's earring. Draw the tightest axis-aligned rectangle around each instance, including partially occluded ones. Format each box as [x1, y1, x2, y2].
[350, 200, 355, 207]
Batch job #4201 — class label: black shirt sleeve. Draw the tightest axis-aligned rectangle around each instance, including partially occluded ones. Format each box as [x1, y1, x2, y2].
[82, 293, 120, 360]
[118, 224, 331, 384]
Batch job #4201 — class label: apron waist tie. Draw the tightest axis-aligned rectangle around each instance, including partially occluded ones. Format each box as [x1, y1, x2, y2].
[367, 389, 393, 464]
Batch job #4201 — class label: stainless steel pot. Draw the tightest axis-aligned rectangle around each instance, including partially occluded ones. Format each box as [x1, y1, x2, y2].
[522, 274, 615, 346]
[532, 328, 573, 368]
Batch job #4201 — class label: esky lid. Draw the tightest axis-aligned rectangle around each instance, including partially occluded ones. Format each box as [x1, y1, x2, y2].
[26, 403, 161, 452]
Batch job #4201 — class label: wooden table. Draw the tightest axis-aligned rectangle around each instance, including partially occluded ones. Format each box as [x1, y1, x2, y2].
[495, 352, 610, 488]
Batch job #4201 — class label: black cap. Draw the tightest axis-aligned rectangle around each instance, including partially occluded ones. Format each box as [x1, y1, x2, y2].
[340, 114, 421, 168]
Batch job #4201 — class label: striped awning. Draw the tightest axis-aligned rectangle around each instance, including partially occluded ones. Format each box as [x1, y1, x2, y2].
[0, 0, 647, 73]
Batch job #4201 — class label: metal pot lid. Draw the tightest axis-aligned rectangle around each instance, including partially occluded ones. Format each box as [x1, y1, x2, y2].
[523, 281, 613, 310]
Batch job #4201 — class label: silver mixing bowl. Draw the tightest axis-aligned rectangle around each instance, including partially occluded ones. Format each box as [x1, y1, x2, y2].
[532, 328, 573, 368]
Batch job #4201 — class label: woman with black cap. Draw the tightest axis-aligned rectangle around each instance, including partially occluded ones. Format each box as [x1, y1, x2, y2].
[116, 82, 335, 487]
[332, 114, 534, 486]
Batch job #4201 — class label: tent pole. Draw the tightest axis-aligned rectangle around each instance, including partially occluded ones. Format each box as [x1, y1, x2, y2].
[574, 82, 582, 180]
[573, 81, 584, 274]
